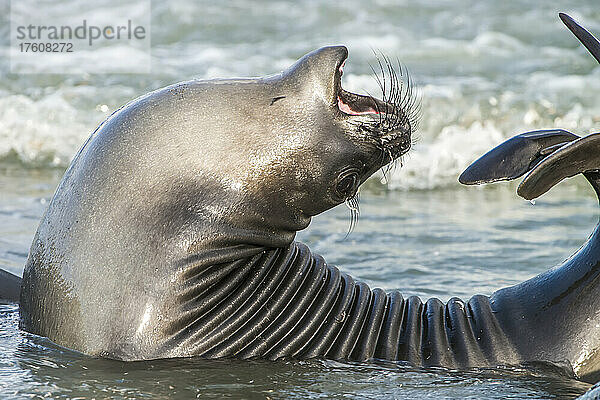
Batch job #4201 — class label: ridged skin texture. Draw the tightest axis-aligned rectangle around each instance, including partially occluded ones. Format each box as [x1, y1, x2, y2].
[161, 242, 520, 369]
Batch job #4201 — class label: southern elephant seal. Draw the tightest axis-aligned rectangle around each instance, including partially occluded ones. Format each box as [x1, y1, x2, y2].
[3, 12, 600, 383]
[18, 44, 416, 360]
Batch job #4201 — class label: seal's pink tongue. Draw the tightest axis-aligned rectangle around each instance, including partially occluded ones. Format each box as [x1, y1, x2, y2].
[337, 96, 379, 115]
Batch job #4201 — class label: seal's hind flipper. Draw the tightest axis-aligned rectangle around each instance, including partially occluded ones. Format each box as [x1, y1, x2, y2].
[559, 13, 600, 65]
[0, 269, 21, 303]
[460, 131, 600, 200]
[458, 129, 579, 185]
[460, 15, 600, 199]
[518, 133, 600, 200]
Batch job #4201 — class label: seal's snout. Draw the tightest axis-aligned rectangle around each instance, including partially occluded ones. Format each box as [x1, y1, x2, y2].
[336, 52, 418, 164]
[285, 45, 417, 165]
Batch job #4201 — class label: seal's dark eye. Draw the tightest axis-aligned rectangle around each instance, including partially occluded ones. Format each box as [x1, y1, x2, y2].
[335, 169, 360, 200]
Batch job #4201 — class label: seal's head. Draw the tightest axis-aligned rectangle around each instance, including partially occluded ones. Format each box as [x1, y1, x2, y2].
[269, 46, 416, 217]
[212, 45, 418, 245]
[110, 45, 418, 252]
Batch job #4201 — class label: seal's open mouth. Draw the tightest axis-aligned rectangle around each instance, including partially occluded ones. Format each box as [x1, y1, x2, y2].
[335, 60, 389, 116]
[332, 53, 417, 162]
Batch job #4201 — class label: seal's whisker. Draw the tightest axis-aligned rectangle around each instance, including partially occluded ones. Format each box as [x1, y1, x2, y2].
[344, 192, 360, 238]
[383, 148, 396, 178]
[381, 158, 390, 184]
[356, 51, 420, 183]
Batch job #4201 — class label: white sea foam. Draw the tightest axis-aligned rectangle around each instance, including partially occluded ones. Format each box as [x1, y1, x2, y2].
[388, 121, 505, 190]
[0, 91, 105, 166]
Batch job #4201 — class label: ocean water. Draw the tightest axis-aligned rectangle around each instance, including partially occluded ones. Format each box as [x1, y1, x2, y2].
[1, 0, 600, 398]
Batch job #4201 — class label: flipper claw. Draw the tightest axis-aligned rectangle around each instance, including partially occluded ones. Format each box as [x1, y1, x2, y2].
[559, 13, 600, 65]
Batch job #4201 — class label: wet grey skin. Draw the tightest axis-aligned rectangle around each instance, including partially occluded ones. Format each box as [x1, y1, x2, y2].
[1, 12, 600, 383]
